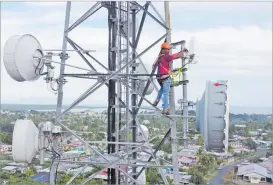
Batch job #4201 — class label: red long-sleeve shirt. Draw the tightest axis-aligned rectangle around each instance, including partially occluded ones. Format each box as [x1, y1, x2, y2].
[154, 51, 183, 79]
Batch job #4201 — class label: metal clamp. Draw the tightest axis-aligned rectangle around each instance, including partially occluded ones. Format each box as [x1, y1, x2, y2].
[130, 3, 139, 10]
[169, 137, 179, 143]
[59, 52, 69, 60]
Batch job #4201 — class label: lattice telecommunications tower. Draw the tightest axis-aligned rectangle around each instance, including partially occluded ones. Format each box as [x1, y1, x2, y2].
[3, 1, 199, 185]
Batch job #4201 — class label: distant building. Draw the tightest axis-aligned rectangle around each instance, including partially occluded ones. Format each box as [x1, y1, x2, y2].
[0, 144, 12, 153]
[68, 166, 94, 175]
[196, 80, 229, 153]
[31, 172, 50, 184]
[57, 163, 79, 172]
[63, 150, 85, 161]
[258, 156, 273, 179]
[234, 125, 247, 136]
[1, 166, 18, 173]
[253, 140, 272, 148]
[31, 172, 62, 184]
[165, 172, 192, 184]
[249, 131, 259, 136]
[177, 150, 199, 167]
[237, 163, 272, 183]
[233, 147, 250, 153]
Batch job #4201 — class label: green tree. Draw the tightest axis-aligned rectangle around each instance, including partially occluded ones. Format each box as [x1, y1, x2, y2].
[0, 172, 10, 179]
[264, 122, 272, 130]
[229, 124, 236, 135]
[263, 131, 273, 141]
[25, 168, 35, 178]
[151, 137, 164, 149]
[6, 174, 38, 185]
[223, 171, 234, 184]
[197, 146, 204, 156]
[29, 165, 37, 174]
[88, 179, 104, 185]
[198, 153, 212, 168]
[18, 178, 38, 185]
[74, 177, 84, 184]
[191, 172, 205, 184]
[245, 138, 257, 150]
[188, 167, 205, 185]
[57, 173, 73, 184]
[8, 176, 18, 184]
[146, 168, 161, 184]
[216, 158, 224, 166]
[0, 132, 13, 144]
[228, 145, 234, 153]
[197, 135, 204, 146]
[166, 176, 174, 184]
[246, 126, 251, 137]
[162, 143, 172, 154]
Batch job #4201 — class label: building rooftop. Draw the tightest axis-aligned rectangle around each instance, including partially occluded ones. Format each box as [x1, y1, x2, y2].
[178, 150, 196, 158]
[258, 157, 273, 172]
[31, 172, 49, 183]
[6, 162, 27, 167]
[68, 166, 94, 174]
[57, 163, 79, 171]
[237, 163, 270, 178]
[235, 125, 246, 128]
[2, 166, 17, 171]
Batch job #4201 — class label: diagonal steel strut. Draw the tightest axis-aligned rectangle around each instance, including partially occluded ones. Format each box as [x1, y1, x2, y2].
[66, 2, 102, 33]
[52, 33, 167, 165]
[66, 37, 109, 71]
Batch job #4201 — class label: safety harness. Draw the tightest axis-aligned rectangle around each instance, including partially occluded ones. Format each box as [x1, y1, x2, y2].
[155, 54, 185, 87]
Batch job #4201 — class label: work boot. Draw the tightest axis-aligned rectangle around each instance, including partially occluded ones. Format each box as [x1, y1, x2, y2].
[162, 109, 170, 115]
[152, 100, 160, 107]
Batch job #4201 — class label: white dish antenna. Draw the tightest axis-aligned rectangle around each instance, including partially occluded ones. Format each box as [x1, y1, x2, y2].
[136, 64, 154, 95]
[12, 119, 39, 163]
[3, 34, 44, 82]
[188, 36, 199, 65]
[188, 36, 195, 56]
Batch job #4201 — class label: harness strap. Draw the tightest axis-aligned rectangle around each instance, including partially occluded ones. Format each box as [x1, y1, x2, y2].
[157, 54, 171, 77]
[156, 55, 184, 85]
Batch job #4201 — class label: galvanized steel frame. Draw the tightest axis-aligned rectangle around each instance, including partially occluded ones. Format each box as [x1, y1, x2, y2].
[49, 1, 186, 185]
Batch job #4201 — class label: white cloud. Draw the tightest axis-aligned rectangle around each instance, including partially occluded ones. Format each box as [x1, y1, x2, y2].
[169, 2, 271, 13]
[1, 2, 272, 107]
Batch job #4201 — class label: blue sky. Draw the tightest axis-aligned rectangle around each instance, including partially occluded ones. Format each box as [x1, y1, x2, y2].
[170, 2, 272, 30]
[1, 2, 272, 108]
[2, 2, 271, 30]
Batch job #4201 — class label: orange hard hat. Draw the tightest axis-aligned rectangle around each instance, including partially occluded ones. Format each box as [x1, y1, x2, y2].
[161, 42, 171, 49]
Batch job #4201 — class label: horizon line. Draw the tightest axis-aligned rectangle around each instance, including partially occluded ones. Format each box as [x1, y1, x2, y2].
[0, 103, 272, 108]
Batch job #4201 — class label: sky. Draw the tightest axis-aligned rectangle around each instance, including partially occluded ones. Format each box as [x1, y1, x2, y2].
[1, 2, 272, 109]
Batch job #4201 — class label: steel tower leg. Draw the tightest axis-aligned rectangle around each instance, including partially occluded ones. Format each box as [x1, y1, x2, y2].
[107, 1, 117, 184]
[125, 2, 131, 184]
[116, 2, 121, 184]
[56, 2, 71, 123]
[182, 59, 188, 149]
[164, 2, 179, 185]
[44, 2, 185, 185]
[131, 2, 138, 182]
